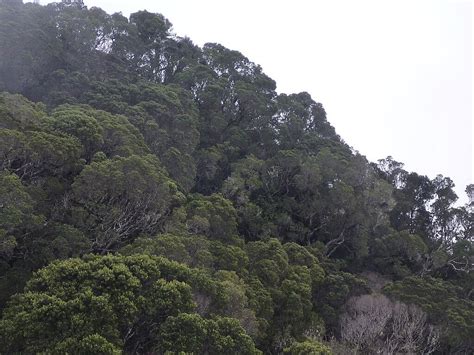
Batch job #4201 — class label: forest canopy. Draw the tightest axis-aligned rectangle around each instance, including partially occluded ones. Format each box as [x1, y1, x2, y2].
[0, 0, 472, 354]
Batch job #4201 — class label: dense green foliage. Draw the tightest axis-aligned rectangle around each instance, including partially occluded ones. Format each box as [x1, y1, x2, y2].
[0, 1, 472, 353]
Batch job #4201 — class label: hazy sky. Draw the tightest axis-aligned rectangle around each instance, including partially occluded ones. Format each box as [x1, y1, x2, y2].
[35, 0, 473, 203]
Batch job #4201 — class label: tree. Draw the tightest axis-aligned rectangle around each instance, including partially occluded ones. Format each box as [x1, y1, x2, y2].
[162, 146, 196, 192]
[185, 193, 239, 243]
[274, 92, 337, 150]
[0, 92, 45, 130]
[0, 254, 238, 353]
[158, 312, 208, 353]
[340, 294, 439, 354]
[128, 11, 173, 82]
[385, 301, 439, 355]
[0, 255, 190, 352]
[0, 171, 37, 260]
[71, 154, 182, 251]
[83, 106, 149, 158]
[384, 276, 474, 351]
[390, 172, 435, 239]
[45, 105, 104, 159]
[312, 271, 368, 334]
[370, 231, 428, 278]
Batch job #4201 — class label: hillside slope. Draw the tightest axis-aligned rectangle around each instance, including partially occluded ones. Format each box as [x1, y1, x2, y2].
[0, 1, 472, 353]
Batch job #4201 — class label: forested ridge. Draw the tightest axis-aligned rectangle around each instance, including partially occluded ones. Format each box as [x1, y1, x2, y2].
[0, 0, 472, 353]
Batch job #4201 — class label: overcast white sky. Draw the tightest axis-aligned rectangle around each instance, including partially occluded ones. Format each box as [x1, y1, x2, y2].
[36, 0, 473, 203]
